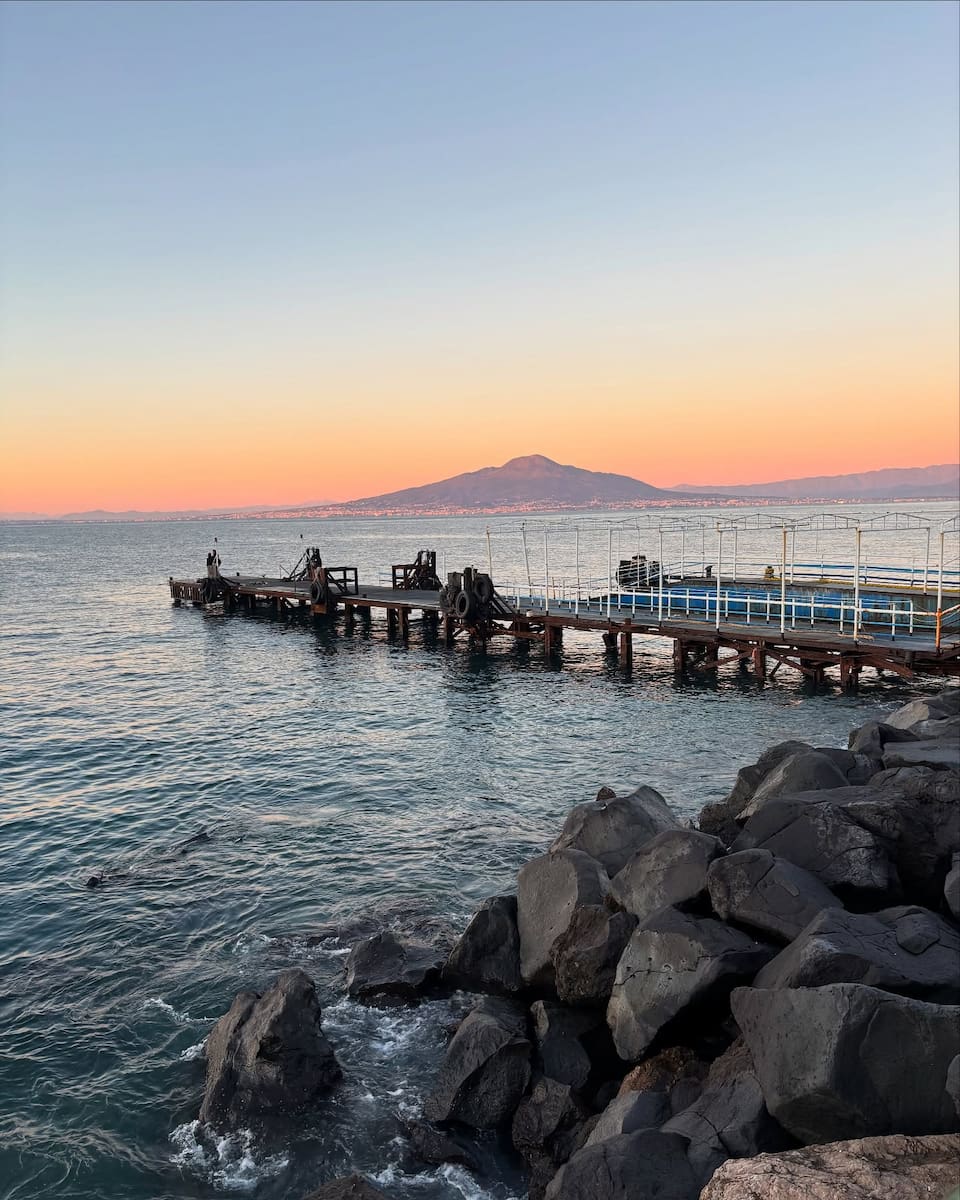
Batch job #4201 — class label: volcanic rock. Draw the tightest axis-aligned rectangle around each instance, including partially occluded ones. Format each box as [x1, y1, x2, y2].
[422, 996, 531, 1129]
[344, 930, 444, 1002]
[610, 830, 724, 923]
[550, 786, 680, 876]
[732, 983, 960, 1143]
[444, 895, 522, 994]
[706, 849, 840, 942]
[517, 850, 609, 989]
[200, 969, 341, 1129]
[531, 1000, 617, 1092]
[945, 852, 960, 922]
[584, 1090, 670, 1146]
[544, 1129, 700, 1200]
[549, 905, 636, 1006]
[406, 1118, 479, 1170]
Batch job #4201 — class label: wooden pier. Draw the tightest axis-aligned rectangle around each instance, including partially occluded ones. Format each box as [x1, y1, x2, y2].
[169, 547, 960, 690]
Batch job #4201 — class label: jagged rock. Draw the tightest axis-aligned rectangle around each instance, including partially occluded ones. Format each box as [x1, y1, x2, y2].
[532, 1000, 618, 1092]
[886, 692, 960, 733]
[704, 742, 813, 837]
[881, 739, 960, 771]
[738, 751, 853, 821]
[585, 1090, 670, 1146]
[517, 851, 610, 989]
[945, 852, 960, 922]
[662, 1039, 792, 1178]
[848, 720, 919, 761]
[607, 908, 775, 1061]
[754, 905, 960, 1001]
[301, 1176, 388, 1200]
[732, 983, 960, 1143]
[698, 1133, 960, 1200]
[512, 1076, 590, 1175]
[617, 1045, 708, 1098]
[344, 930, 444, 1002]
[550, 786, 680, 876]
[544, 1130, 700, 1200]
[610, 830, 724, 923]
[406, 1118, 479, 1170]
[731, 794, 899, 904]
[444, 895, 522, 993]
[423, 996, 531, 1129]
[550, 905, 637, 1006]
[706, 849, 839, 942]
[947, 1056, 960, 1119]
[200, 969, 340, 1129]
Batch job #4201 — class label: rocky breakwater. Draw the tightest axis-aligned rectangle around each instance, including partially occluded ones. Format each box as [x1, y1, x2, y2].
[187, 688, 959, 1199]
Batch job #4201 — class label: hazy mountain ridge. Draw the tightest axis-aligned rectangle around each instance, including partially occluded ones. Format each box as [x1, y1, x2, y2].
[670, 464, 960, 501]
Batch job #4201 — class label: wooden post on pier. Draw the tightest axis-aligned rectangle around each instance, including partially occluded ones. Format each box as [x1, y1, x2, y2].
[673, 639, 687, 673]
[619, 628, 633, 668]
[752, 644, 767, 679]
[839, 657, 861, 692]
[442, 613, 455, 646]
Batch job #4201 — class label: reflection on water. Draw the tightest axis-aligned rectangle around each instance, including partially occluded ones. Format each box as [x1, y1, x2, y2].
[0, 511, 953, 1200]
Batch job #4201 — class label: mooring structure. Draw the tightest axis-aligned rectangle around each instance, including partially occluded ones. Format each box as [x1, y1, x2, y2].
[169, 511, 960, 689]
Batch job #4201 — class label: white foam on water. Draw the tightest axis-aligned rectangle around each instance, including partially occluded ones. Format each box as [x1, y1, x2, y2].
[169, 1120, 289, 1191]
[231, 931, 271, 956]
[143, 997, 192, 1024]
[370, 1163, 521, 1200]
[179, 1039, 206, 1061]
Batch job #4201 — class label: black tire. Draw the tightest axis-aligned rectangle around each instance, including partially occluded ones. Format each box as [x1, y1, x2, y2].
[310, 580, 325, 605]
[475, 574, 494, 604]
[455, 589, 474, 620]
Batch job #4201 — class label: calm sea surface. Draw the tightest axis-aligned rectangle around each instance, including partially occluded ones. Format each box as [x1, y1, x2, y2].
[1, 507, 955, 1200]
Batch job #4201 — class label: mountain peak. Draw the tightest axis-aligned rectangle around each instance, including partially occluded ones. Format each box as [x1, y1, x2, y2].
[501, 454, 561, 470]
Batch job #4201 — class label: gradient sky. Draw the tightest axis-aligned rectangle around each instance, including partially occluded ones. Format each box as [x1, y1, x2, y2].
[1, 0, 957, 513]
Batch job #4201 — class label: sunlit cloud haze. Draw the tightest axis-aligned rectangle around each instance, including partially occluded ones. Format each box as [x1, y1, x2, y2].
[1, 0, 957, 513]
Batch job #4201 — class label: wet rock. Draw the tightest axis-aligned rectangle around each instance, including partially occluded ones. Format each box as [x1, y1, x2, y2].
[584, 1090, 670, 1146]
[610, 830, 724, 923]
[550, 905, 636, 1006]
[405, 1118, 479, 1170]
[607, 908, 775, 1061]
[517, 850, 609, 989]
[945, 852, 960, 922]
[531, 1000, 618, 1092]
[301, 1176, 388, 1200]
[617, 1045, 708, 1098]
[754, 905, 960, 1001]
[550, 786, 680, 876]
[732, 794, 899, 904]
[513, 1076, 591, 1194]
[200, 969, 341, 1129]
[732, 983, 960, 1143]
[544, 1129, 700, 1200]
[662, 1039, 792, 1179]
[344, 930, 444, 1002]
[706, 849, 840, 942]
[444, 895, 522, 994]
[698, 1133, 960, 1200]
[423, 996, 531, 1129]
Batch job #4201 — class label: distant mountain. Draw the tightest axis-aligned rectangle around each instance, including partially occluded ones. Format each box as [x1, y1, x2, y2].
[340, 454, 679, 512]
[670, 464, 960, 502]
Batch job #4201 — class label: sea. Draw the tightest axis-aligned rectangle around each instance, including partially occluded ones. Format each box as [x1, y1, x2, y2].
[1, 505, 956, 1200]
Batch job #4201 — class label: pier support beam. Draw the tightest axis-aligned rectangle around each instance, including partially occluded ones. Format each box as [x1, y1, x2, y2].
[673, 639, 687, 673]
[752, 645, 767, 679]
[619, 630, 633, 668]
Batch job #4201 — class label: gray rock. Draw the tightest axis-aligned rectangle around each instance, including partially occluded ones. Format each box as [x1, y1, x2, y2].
[610, 830, 724, 923]
[423, 996, 531, 1129]
[444, 895, 522, 993]
[550, 905, 637, 1006]
[663, 1039, 790, 1178]
[532, 1000, 617, 1092]
[847, 720, 919, 761]
[699, 742, 812, 842]
[886, 693, 960, 733]
[544, 1130, 700, 1200]
[517, 851, 610, 989]
[606, 908, 775, 1062]
[947, 1056, 960, 1119]
[344, 930, 444, 1002]
[945, 852, 960, 922]
[753, 905, 960, 1002]
[732, 983, 960, 1144]
[512, 1076, 590, 1167]
[406, 1119, 479, 1170]
[739, 751, 851, 821]
[881, 739, 960, 771]
[698, 1134, 960, 1200]
[550, 786, 680, 876]
[706, 849, 840, 943]
[301, 1176, 388, 1200]
[732, 794, 899, 903]
[200, 969, 341, 1129]
[585, 1091, 670, 1146]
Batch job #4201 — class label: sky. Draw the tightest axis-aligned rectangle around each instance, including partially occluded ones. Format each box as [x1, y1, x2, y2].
[1, 0, 957, 513]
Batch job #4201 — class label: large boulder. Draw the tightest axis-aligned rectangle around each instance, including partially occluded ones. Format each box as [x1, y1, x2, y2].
[301, 1177, 388, 1200]
[732, 983, 960, 1144]
[617, 1045, 708, 1108]
[200, 969, 341, 1128]
[886, 692, 960, 733]
[731, 793, 899, 904]
[405, 1118, 478, 1169]
[444, 895, 522, 994]
[706, 849, 840, 942]
[550, 905, 637, 1006]
[550, 786, 680, 876]
[344, 930, 444, 1002]
[847, 720, 920, 761]
[610, 830, 724, 923]
[517, 850, 610, 989]
[544, 1130, 700, 1200]
[754, 905, 960, 1002]
[662, 1039, 791, 1178]
[945, 852, 960, 922]
[422, 996, 531, 1129]
[607, 908, 775, 1061]
[512, 1076, 590, 1198]
[881, 738, 960, 771]
[698, 1133, 960, 1200]
[531, 1000, 618, 1093]
[585, 1090, 671, 1146]
[700, 742, 813, 841]
[738, 750, 857, 821]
